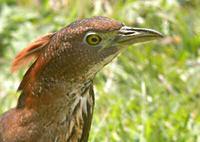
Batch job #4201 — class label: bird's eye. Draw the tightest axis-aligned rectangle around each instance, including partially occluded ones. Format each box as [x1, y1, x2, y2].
[85, 33, 102, 46]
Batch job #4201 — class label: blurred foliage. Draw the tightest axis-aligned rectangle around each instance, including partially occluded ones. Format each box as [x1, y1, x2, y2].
[0, 0, 200, 141]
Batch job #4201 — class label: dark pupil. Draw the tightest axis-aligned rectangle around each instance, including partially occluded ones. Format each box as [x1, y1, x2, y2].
[91, 37, 98, 43]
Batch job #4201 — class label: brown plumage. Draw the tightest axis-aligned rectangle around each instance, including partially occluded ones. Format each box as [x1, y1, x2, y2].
[0, 16, 162, 142]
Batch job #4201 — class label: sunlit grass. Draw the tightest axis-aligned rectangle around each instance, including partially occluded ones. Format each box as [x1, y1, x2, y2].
[0, 0, 200, 141]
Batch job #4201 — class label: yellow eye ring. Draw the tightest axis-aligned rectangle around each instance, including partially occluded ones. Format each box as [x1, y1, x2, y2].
[85, 33, 102, 46]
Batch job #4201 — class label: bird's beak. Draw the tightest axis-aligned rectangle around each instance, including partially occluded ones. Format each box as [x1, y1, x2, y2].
[115, 26, 163, 46]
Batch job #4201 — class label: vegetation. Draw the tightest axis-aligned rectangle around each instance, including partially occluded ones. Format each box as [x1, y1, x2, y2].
[0, 0, 200, 141]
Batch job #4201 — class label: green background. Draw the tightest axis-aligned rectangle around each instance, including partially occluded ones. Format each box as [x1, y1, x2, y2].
[0, 0, 200, 141]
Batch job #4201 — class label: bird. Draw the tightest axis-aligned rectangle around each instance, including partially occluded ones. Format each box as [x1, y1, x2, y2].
[0, 16, 163, 142]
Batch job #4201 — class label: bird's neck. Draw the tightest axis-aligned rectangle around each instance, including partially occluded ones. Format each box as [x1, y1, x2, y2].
[16, 77, 95, 141]
[17, 76, 93, 109]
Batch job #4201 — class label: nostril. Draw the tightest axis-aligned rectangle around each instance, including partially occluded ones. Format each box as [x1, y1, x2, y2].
[119, 26, 137, 35]
[118, 31, 135, 35]
[122, 31, 135, 35]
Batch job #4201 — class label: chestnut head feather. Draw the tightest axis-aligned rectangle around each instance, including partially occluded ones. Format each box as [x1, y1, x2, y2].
[11, 33, 55, 72]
